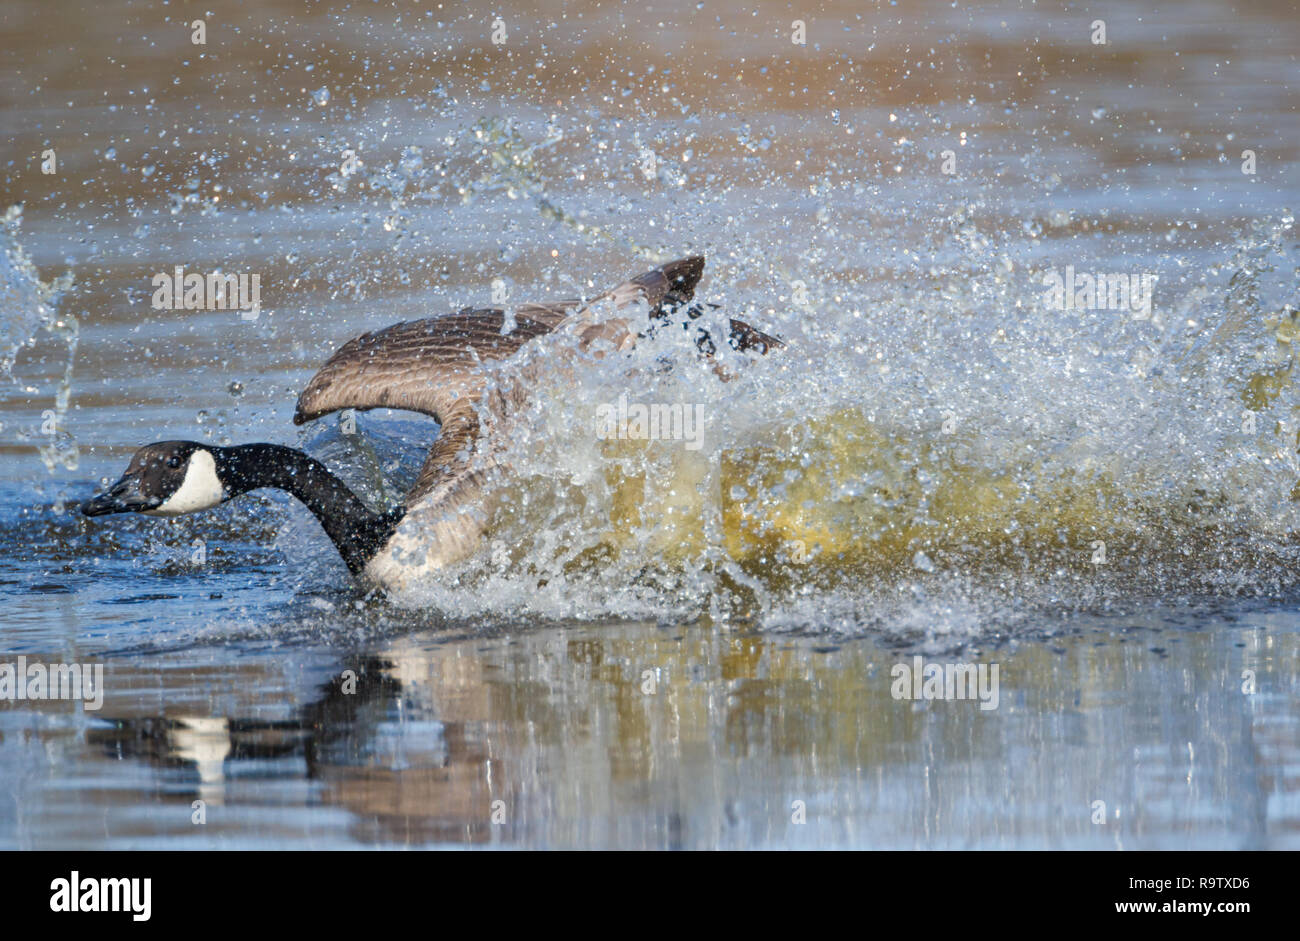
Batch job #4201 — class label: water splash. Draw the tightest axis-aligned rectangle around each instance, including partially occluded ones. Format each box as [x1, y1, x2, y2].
[376, 209, 1300, 633]
[463, 116, 661, 260]
[0, 205, 78, 472]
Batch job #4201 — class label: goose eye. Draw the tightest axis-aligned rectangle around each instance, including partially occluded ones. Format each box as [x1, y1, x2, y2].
[167, 456, 181, 469]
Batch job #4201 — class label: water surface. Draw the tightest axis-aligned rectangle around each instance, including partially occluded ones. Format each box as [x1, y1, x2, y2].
[1, 0, 1298, 848]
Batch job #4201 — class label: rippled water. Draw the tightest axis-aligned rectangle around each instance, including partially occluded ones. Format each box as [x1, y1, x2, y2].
[1, 0, 1298, 848]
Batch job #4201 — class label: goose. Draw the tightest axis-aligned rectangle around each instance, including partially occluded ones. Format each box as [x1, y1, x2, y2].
[81, 256, 782, 592]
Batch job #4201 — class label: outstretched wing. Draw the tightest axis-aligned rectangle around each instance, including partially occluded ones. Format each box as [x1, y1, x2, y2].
[293, 256, 708, 507]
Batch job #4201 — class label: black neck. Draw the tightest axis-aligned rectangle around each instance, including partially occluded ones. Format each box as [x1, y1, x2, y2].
[214, 444, 404, 576]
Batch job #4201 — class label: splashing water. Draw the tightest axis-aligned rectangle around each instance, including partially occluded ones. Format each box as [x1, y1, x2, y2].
[0, 5, 1293, 648]
[369, 208, 1300, 640]
[0, 205, 78, 473]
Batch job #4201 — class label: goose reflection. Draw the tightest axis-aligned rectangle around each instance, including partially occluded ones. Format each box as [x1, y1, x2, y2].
[87, 647, 504, 846]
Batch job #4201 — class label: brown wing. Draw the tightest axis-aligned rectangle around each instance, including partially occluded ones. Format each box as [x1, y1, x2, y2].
[509, 254, 705, 327]
[293, 310, 549, 505]
[294, 256, 708, 507]
[593, 254, 704, 312]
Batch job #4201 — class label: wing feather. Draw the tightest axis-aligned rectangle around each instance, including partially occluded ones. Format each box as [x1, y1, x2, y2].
[293, 256, 709, 508]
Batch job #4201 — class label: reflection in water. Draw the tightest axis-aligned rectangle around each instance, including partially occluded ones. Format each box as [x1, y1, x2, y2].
[1, 613, 1285, 849]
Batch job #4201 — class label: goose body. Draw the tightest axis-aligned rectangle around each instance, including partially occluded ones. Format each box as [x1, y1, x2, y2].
[82, 256, 781, 592]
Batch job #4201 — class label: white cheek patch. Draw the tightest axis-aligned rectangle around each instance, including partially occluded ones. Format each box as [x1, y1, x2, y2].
[145, 449, 225, 516]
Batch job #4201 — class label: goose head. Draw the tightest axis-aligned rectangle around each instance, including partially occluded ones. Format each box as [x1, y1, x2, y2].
[82, 441, 226, 518]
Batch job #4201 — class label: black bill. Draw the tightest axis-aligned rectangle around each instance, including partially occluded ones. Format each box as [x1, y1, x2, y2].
[81, 475, 161, 516]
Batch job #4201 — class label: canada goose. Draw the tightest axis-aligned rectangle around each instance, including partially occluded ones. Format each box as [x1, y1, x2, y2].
[82, 256, 781, 592]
